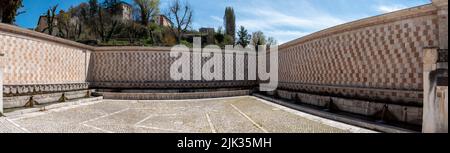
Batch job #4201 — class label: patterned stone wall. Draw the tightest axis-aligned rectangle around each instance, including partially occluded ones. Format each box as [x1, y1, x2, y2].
[277, 4, 441, 105]
[0, 23, 93, 96]
[89, 48, 257, 89]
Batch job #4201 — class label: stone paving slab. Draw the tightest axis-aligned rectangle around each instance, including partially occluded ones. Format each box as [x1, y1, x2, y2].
[0, 117, 27, 133]
[1, 96, 376, 133]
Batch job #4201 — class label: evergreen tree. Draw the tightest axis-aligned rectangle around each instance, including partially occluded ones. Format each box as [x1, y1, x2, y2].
[223, 7, 236, 43]
[236, 26, 250, 47]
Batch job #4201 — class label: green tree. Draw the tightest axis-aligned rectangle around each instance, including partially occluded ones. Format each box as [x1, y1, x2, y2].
[88, 0, 99, 17]
[148, 22, 163, 45]
[214, 27, 225, 45]
[223, 34, 234, 46]
[82, 0, 122, 43]
[57, 10, 71, 38]
[223, 7, 236, 43]
[266, 36, 277, 48]
[0, 0, 24, 24]
[133, 0, 159, 26]
[103, 0, 121, 15]
[123, 21, 147, 44]
[236, 26, 250, 47]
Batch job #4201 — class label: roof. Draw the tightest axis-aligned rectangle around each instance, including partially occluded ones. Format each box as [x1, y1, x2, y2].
[118, 1, 132, 7]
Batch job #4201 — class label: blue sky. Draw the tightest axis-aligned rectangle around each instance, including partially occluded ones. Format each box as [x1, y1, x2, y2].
[16, 0, 430, 44]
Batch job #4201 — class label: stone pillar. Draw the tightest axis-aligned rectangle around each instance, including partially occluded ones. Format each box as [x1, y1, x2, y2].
[0, 53, 3, 115]
[422, 48, 448, 133]
[433, 0, 448, 49]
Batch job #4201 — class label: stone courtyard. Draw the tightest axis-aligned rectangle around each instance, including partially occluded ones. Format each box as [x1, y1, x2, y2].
[0, 96, 373, 133]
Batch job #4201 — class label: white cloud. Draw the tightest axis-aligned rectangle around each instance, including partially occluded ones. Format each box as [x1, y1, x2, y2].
[377, 5, 407, 13]
[265, 30, 311, 44]
[237, 8, 344, 31]
[233, 7, 345, 44]
[210, 16, 223, 23]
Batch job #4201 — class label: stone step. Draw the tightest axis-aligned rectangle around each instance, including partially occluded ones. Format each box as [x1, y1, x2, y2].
[97, 90, 251, 100]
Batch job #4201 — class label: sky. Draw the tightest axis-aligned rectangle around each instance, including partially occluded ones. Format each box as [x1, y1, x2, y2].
[16, 0, 431, 44]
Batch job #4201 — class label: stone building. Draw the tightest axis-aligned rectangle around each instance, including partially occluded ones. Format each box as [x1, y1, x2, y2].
[153, 15, 173, 27]
[35, 15, 58, 35]
[116, 1, 133, 21]
[199, 27, 215, 44]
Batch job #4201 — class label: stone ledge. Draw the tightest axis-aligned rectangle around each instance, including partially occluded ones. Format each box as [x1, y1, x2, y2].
[254, 94, 417, 133]
[98, 90, 251, 100]
[268, 90, 423, 126]
[3, 83, 90, 96]
[278, 82, 423, 105]
[90, 81, 257, 89]
[3, 96, 103, 117]
[3, 89, 95, 109]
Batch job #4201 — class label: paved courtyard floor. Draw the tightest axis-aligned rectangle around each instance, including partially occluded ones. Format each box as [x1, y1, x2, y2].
[1, 96, 375, 133]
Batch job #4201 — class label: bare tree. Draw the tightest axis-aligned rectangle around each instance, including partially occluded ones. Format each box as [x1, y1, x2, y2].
[251, 31, 266, 46]
[134, 0, 159, 26]
[42, 5, 58, 36]
[166, 0, 193, 43]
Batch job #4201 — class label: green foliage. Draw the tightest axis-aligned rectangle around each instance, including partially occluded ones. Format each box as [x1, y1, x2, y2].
[223, 34, 234, 46]
[26, 0, 281, 48]
[147, 22, 163, 45]
[180, 40, 192, 48]
[0, 0, 24, 24]
[122, 21, 148, 44]
[236, 26, 250, 47]
[266, 36, 277, 47]
[214, 26, 225, 44]
[81, 0, 122, 43]
[134, 0, 160, 26]
[224, 7, 236, 42]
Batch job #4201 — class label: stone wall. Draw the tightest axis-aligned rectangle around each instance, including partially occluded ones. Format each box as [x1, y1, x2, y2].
[0, 23, 93, 97]
[272, 3, 447, 126]
[278, 4, 440, 105]
[88, 47, 257, 90]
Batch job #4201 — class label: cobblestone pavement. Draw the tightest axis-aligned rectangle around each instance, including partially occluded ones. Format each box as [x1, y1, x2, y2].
[1, 96, 375, 133]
